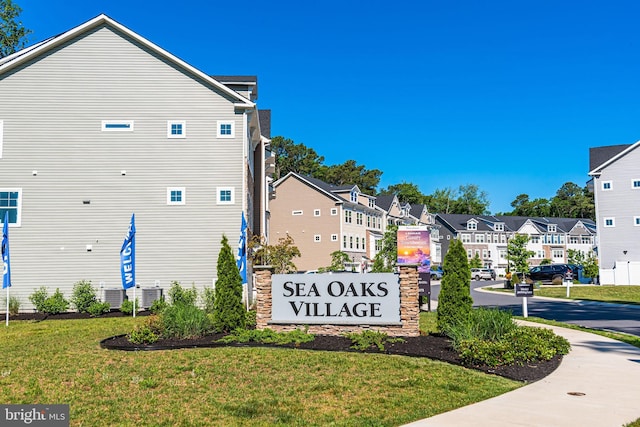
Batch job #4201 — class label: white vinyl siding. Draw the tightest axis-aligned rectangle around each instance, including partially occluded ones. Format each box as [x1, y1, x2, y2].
[0, 120, 3, 158]
[0, 22, 253, 311]
[102, 120, 134, 131]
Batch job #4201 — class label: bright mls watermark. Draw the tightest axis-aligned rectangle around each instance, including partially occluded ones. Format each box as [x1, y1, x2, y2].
[1, 404, 69, 426]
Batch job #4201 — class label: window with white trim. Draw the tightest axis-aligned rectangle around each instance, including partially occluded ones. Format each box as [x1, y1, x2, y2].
[331, 208, 338, 216]
[356, 212, 363, 225]
[349, 236, 353, 249]
[350, 190, 358, 202]
[634, 216, 640, 226]
[216, 187, 235, 204]
[314, 209, 321, 217]
[167, 121, 186, 138]
[632, 179, 640, 189]
[292, 210, 303, 216]
[0, 189, 22, 226]
[552, 249, 564, 259]
[343, 235, 347, 249]
[461, 233, 471, 243]
[167, 187, 186, 205]
[102, 120, 134, 131]
[217, 121, 235, 138]
[475, 234, 485, 243]
[314, 235, 321, 242]
[548, 225, 557, 232]
[331, 234, 338, 242]
[345, 211, 352, 223]
[467, 221, 477, 230]
[604, 217, 615, 227]
[467, 249, 472, 258]
[602, 181, 612, 191]
[495, 223, 504, 231]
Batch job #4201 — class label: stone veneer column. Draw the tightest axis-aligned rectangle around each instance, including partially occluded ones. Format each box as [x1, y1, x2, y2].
[253, 265, 274, 330]
[253, 265, 420, 337]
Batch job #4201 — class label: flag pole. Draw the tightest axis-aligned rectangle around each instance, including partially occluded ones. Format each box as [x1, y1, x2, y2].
[5, 286, 8, 327]
[133, 286, 136, 318]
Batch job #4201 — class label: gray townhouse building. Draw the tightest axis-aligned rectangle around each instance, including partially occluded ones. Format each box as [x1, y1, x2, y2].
[589, 141, 640, 285]
[0, 15, 273, 310]
[436, 213, 596, 277]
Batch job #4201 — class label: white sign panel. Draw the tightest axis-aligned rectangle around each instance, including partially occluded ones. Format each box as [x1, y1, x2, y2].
[271, 273, 401, 325]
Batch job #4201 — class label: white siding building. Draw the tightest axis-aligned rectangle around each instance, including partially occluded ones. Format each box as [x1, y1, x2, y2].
[589, 142, 640, 285]
[0, 15, 271, 310]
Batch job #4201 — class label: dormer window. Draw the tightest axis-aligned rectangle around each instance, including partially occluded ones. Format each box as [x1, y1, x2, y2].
[495, 223, 504, 231]
[351, 191, 358, 203]
[467, 220, 477, 230]
[548, 225, 557, 232]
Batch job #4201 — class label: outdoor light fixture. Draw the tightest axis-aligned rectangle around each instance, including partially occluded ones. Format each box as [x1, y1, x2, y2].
[623, 250, 628, 255]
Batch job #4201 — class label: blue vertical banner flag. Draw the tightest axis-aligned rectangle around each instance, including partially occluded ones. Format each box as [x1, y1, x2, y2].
[237, 212, 247, 284]
[120, 214, 136, 289]
[2, 211, 10, 290]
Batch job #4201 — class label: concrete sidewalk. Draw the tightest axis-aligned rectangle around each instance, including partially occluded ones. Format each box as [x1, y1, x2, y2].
[403, 321, 640, 427]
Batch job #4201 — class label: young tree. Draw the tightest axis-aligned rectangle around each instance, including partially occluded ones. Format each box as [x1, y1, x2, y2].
[437, 239, 473, 333]
[371, 225, 398, 272]
[249, 234, 301, 273]
[469, 252, 482, 268]
[212, 235, 246, 332]
[507, 234, 535, 280]
[326, 250, 351, 272]
[1, 0, 31, 58]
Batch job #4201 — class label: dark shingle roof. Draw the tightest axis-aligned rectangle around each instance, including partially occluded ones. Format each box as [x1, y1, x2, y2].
[589, 144, 630, 172]
[258, 109, 271, 139]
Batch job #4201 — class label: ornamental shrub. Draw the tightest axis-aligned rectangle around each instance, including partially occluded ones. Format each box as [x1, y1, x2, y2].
[443, 307, 517, 346]
[168, 281, 198, 307]
[129, 316, 163, 344]
[343, 330, 405, 352]
[457, 326, 571, 367]
[149, 295, 168, 314]
[71, 280, 98, 313]
[212, 235, 246, 333]
[160, 303, 213, 339]
[120, 298, 139, 315]
[3, 295, 21, 315]
[29, 287, 48, 313]
[42, 289, 69, 314]
[87, 301, 111, 317]
[437, 239, 473, 333]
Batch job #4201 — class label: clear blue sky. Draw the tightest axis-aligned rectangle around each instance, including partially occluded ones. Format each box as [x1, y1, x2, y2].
[18, 1, 640, 214]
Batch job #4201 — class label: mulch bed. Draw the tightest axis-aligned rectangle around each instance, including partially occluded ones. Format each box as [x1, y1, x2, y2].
[5, 311, 562, 383]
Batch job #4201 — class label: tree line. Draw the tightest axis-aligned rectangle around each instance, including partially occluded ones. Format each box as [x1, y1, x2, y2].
[271, 136, 595, 219]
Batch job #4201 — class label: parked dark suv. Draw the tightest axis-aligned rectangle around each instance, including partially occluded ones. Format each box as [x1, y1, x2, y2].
[525, 264, 578, 285]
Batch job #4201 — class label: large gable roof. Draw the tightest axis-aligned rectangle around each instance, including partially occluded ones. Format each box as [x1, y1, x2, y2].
[589, 141, 640, 175]
[0, 14, 254, 108]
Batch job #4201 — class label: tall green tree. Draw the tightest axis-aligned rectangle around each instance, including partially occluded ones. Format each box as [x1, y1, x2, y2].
[469, 253, 482, 268]
[436, 239, 473, 333]
[212, 235, 246, 332]
[0, 0, 30, 58]
[425, 187, 457, 214]
[316, 160, 382, 194]
[378, 182, 426, 205]
[453, 184, 490, 215]
[270, 136, 324, 180]
[549, 182, 595, 220]
[509, 194, 551, 217]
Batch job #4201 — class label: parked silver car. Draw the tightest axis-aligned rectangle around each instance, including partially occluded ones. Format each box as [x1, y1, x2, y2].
[471, 268, 495, 281]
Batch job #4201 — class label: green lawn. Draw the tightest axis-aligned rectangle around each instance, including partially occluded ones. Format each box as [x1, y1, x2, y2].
[0, 313, 521, 427]
[534, 285, 640, 305]
[487, 284, 640, 305]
